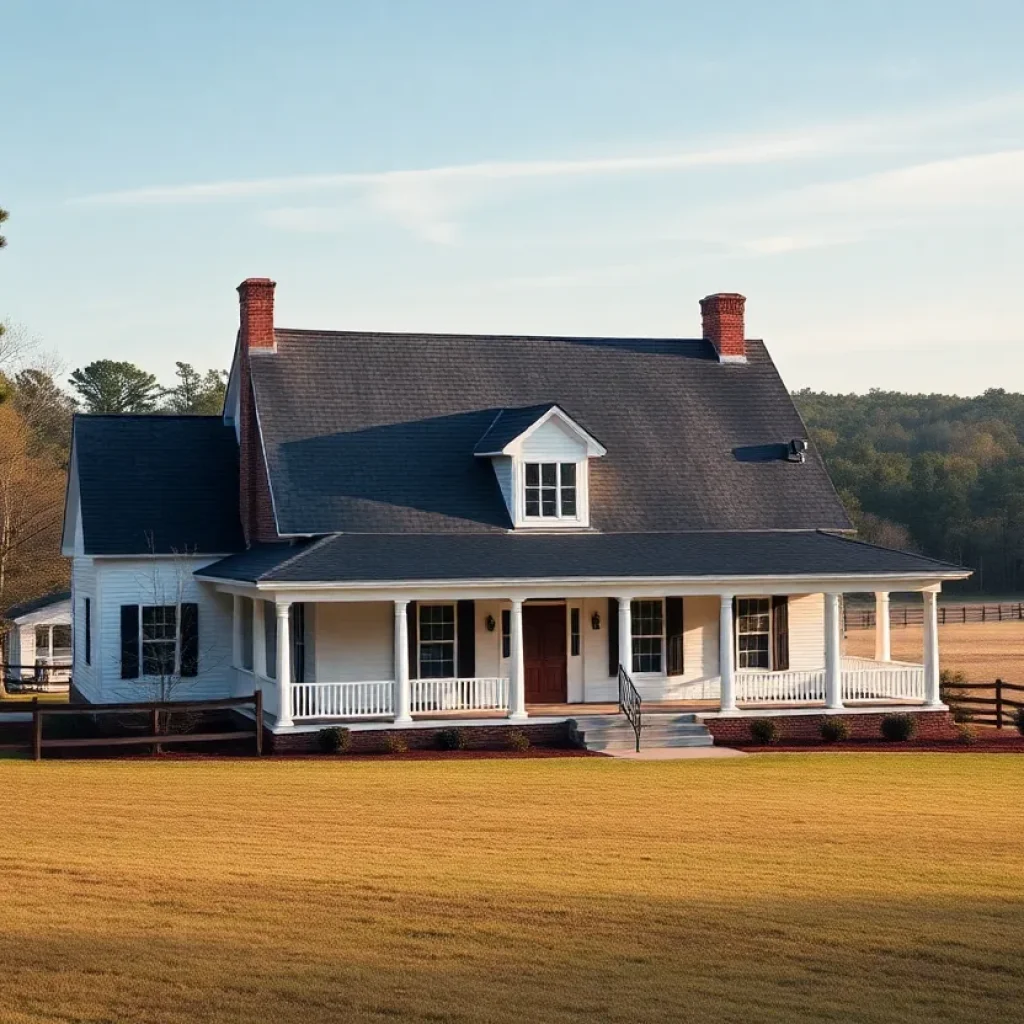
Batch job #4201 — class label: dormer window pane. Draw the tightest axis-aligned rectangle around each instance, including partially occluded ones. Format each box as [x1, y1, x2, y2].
[523, 461, 580, 520]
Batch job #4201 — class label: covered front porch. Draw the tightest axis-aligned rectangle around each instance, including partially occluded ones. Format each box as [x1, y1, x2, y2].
[213, 582, 947, 731]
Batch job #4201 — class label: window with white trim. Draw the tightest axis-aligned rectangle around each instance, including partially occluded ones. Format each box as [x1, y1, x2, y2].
[736, 597, 771, 669]
[142, 605, 177, 676]
[419, 604, 456, 678]
[524, 462, 577, 519]
[631, 599, 664, 674]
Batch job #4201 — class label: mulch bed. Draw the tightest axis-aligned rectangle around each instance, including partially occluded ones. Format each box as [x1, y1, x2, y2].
[727, 731, 1024, 754]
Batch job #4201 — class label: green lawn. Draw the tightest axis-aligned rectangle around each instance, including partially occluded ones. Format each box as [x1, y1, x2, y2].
[1, 755, 1022, 1023]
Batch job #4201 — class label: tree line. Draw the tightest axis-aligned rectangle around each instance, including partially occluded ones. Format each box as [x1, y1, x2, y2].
[794, 389, 1024, 595]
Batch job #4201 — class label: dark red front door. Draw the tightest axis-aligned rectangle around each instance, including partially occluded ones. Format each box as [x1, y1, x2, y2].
[523, 604, 567, 704]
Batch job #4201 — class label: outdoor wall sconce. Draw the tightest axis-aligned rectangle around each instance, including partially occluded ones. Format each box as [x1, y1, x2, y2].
[591, 612, 601, 630]
[485, 614, 496, 632]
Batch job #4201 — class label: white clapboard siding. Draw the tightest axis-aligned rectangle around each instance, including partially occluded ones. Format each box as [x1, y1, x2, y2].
[91, 557, 234, 702]
[71, 556, 100, 701]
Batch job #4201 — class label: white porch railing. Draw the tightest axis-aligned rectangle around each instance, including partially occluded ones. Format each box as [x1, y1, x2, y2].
[410, 677, 509, 714]
[735, 670, 825, 703]
[291, 680, 395, 720]
[735, 658, 925, 705]
[841, 663, 924, 701]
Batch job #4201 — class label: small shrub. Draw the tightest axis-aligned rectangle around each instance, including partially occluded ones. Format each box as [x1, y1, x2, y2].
[1014, 707, 1024, 738]
[954, 722, 978, 746]
[506, 728, 530, 753]
[880, 713, 918, 742]
[383, 732, 408, 754]
[318, 727, 351, 754]
[946, 695, 974, 724]
[749, 718, 780, 745]
[940, 668, 967, 687]
[436, 727, 468, 751]
[820, 717, 850, 743]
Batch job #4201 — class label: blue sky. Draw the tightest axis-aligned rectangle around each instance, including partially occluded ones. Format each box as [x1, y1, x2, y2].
[3, 0, 1023, 393]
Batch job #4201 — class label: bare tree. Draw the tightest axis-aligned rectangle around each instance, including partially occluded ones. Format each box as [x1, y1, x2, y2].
[117, 543, 227, 741]
[0, 403, 67, 611]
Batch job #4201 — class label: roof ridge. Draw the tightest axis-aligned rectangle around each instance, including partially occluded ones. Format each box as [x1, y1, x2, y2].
[273, 327, 739, 345]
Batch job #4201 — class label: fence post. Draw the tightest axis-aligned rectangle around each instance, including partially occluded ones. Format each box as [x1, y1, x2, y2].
[998, 605, 1003, 622]
[982, 606, 986, 622]
[963, 606, 967, 624]
[254, 690, 264, 756]
[995, 678, 1003, 729]
[152, 708, 161, 755]
[32, 697, 42, 761]
[941, 607, 946, 625]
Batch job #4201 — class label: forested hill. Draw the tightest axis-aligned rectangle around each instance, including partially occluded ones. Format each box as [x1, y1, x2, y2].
[793, 389, 1024, 595]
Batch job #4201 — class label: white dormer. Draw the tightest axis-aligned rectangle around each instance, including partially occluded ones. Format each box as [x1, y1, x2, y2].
[474, 404, 606, 530]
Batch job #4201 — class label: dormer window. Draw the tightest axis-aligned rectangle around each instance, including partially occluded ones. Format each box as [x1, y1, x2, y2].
[474, 403, 606, 531]
[525, 462, 577, 519]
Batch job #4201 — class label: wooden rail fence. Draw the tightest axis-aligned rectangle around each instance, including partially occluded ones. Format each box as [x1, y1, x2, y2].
[940, 679, 1024, 729]
[846, 602, 1024, 630]
[0, 692, 263, 759]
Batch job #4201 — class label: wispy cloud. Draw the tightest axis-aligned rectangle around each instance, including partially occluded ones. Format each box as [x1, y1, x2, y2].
[70, 93, 1024, 246]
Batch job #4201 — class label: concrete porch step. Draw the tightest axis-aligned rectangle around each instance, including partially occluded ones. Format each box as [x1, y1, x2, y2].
[571, 713, 715, 752]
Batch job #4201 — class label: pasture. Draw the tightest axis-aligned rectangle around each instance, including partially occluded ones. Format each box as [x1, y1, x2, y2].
[1, 755, 1022, 1023]
[845, 617, 1024, 683]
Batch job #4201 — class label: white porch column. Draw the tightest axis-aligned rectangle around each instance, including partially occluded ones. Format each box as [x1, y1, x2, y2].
[508, 598, 527, 721]
[253, 599, 266, 677]
[874, 591, 892, 662]
[618, 598, 632, 675]
[719, 594, 736, 712]
[824, 592, 844, 709]
[231, 595, 243, 669]
[275, 600, 294, 728]
[923, 588, 942, 706]
[394, 600, 412, 724]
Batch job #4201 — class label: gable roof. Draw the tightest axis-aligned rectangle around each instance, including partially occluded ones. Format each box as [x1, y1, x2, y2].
[199, 531, 967, 585]
[472, 404, 606, 456]
[72, 415, 245, 555]
[2, 591, 71, 623]
[250, 331, 851, 536]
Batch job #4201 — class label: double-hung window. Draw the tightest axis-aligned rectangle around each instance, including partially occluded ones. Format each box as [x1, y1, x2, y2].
[736, 598, 771, 669]
[419, 604, 455, 678]
[524, 462, 577, 519]
[142, 605, 177, 676]
[631, 600, 664, 674]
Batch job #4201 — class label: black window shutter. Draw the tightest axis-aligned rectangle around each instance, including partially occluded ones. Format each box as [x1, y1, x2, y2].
[607, 597, 619, 676]
[179, 602, 199, 677]
[120, 605, 139, 679]
[84, 598, 91, 666]
[406, 601, 418, 679]
[666, 596, 684, 676]
[456, 600, 476, 677]
[772, 596, 790, 671]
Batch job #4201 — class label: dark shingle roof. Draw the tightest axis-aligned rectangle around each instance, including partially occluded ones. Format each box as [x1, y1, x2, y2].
[2, 591, 71, 622]
[250, 331, 851, 536]
[74, 415, 244, 555]
[198, 531, 965, 585]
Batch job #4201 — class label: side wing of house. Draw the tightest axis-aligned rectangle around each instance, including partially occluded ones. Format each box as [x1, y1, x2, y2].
[61, 415, 245, 704]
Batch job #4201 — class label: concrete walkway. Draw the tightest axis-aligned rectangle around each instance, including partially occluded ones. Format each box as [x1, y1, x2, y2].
[604, 745, 748, 761]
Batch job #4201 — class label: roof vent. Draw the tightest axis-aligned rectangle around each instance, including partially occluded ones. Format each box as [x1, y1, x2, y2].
[788, 438, 808, 463]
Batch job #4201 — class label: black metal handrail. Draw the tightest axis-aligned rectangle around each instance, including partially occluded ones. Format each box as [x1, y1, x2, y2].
[617, 663, 642, 752]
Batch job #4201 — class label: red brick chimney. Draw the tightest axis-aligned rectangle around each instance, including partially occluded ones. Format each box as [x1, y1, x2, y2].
[236, 278, 279, 545]
[238, 277, 277, 351]
[700, 292, 747, 362]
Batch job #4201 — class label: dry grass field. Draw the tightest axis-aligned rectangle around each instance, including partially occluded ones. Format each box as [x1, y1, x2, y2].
[845, 618, 1024, 683]
[1, 756, 1023, 1024]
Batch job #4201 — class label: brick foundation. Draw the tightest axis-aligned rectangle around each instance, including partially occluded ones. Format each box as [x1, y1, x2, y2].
[705, 710, 958, 744]
[264, 720, 575, 755]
